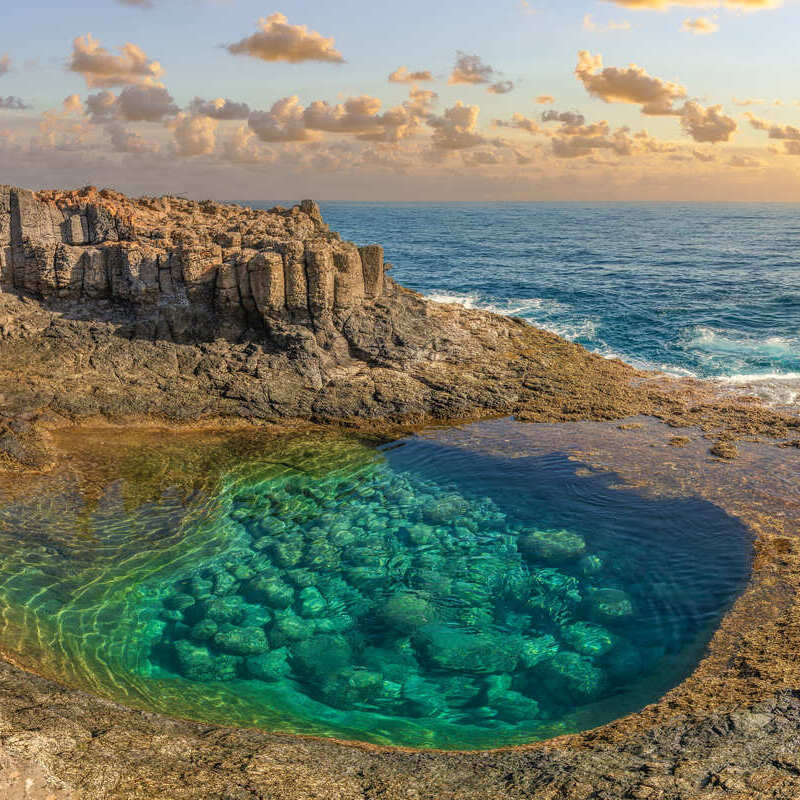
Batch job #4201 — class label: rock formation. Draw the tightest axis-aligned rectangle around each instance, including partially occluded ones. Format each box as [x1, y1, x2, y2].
[0, 185, 387, 343]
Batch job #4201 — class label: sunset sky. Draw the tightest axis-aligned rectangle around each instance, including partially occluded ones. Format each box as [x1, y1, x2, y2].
[2, 0, 800, 201]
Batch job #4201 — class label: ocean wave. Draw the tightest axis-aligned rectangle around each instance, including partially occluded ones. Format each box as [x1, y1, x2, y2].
[426, 291, 596, 341]
[685, 326, 800, 361]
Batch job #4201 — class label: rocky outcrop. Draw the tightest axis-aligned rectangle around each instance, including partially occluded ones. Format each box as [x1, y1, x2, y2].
[0, 185, 387, 341]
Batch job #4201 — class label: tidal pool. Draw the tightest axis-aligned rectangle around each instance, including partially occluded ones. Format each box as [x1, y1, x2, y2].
[0, 425, 751, 749]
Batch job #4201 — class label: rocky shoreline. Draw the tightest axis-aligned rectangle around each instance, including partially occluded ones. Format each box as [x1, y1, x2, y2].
[1, 186, 800, 798]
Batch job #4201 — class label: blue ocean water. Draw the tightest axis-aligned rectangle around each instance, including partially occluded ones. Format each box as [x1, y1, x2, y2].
[320, 203, 800, 402]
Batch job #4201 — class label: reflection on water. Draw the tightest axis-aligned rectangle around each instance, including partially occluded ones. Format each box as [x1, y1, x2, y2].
[0, 424, 752, 749]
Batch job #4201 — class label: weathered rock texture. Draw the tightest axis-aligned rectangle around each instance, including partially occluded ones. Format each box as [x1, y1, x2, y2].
[0, 185, 385, 337]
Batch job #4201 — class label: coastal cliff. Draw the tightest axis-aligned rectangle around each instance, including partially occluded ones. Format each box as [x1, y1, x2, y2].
[0, 185, 656, 460]
[0, 185, 797, 474]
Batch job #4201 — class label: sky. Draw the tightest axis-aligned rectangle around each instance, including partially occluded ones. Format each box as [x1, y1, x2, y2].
[2, 0, 800, 201]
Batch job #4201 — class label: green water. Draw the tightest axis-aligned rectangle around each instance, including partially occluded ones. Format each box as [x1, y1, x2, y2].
[0, 426, 751, 749]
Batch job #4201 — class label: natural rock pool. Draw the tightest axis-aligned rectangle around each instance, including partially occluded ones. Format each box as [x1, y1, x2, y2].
[0, 424, 752, 749]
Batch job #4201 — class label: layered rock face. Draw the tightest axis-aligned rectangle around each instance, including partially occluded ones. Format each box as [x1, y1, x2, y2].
[0, 185, 386, 341]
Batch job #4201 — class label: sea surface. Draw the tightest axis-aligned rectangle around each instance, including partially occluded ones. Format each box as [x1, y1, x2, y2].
[318, 203, 800, 405]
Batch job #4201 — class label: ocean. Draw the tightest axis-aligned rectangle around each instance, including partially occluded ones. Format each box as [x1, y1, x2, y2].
[319, 203, 800, 406]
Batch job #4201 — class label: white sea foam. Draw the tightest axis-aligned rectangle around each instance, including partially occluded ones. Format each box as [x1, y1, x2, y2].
[427, 294, 800, 407]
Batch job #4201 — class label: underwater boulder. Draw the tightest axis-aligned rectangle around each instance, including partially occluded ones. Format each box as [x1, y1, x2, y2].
[587, 587, 634, 623]
[189, 618, 219, 642]
[164, 592, 196, 612]
[519, 529, 586, 564]
[244, 649, 291, 682]
[519, 634, 560, 669]
[269, 538, 304, 569]
[297, 586, 327, 618]
[422, 494, 470, 525]
[414, 624, 521, 674]
[402, 674, 448, 718]
[380, 591, 435, 634]
[174, 640, 240, 682]
[578, 554, 604, 577]
[245, 576, 294, 609]
[240, 604, 273, 629]
[185, 595, 244, 625]
[561, 621, 615, 658]
[291, 634, 353, 679]
[212, 625, 269, 656]
[317, 667, 384, 709]
[270, 609, 316, 645]
[540, 650, 607, 703]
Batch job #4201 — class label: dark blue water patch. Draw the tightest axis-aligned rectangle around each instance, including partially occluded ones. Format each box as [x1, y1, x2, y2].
[267, 202, 800, 381]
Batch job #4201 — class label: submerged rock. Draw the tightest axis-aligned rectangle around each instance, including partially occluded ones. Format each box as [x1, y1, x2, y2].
[414, 624, 521, 674]
[519, 529, 587, 563]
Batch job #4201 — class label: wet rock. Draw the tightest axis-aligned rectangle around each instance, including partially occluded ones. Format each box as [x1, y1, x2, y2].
[270, 610, 315, 645]
[213, 626, 269, 656]
[519, 529, 586, 563]
[244, 576, 294, 609]
[194, 595, 244, 625]
[189, 619, 219, 642]
[587, 587, 634, 623]
[380, 592, 434, 633]
[244, 648, 291, 681]
[174, 640, 239, 682]
[297, 587, 327, 618]
[519, 634, 560, 669]
[414, 624, 521, 673]
[562, 621, 615, 657]
[540, 650, 607, 703]
[291, 634, 352, 678]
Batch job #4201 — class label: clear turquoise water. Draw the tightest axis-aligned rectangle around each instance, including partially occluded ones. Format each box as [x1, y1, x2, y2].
[314, 203, 800, 400]
[0, 426, 751, 749]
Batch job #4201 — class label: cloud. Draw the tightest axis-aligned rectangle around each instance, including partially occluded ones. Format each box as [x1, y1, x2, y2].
[682, 16, 719, 33]
[746, 113, 800, 140]
[172, 114, 218, 156]
[247, 90, 431, 145]
[389, 66, 434, 83]
[116, 0, 154, 6]
[520, 0, 538, 14]
[693, 149, 717, 161]
[449, 52, 496, 85]
[248, 96, 318, 142]
[575, 51, 686, 115]
[86, 90, 118, 122]
[86, 85, 179, 123]
[223, 125, 270, 163]
[494, 113, 542, 134]
[0, 55, 10, 77]
[543, 110, 587, 127]
[488, 80, 515, 94]
[746, 113, 800, 154]
[536, 95, 555, 104]
[583, 14, 632, 31]
[63, 94, 83, 114]
[68, 34, 164, 88]
[551, 122, 635, 158]
[116, 85, 178, 121]
[227, 13, 344, 64]
[107, 123, 158, 154]
[428, 101, 486, 149]
[188, 97, 251, 120]
[0, 97, 29, 110]
[600, 0, 780, 9]
[680, 101, 736, 142]
[728, 154, 762, 167]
